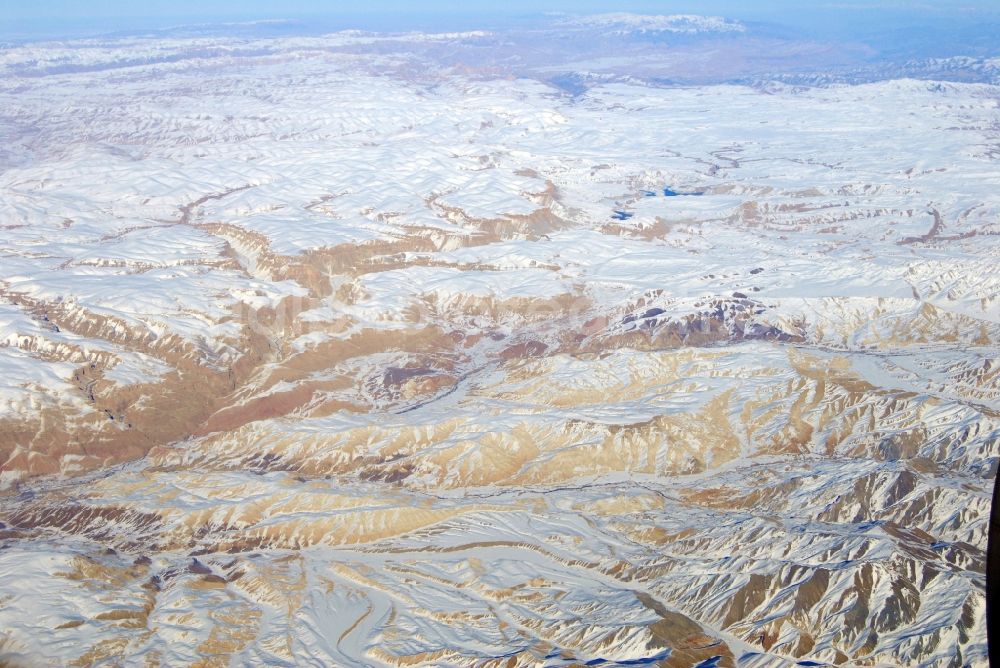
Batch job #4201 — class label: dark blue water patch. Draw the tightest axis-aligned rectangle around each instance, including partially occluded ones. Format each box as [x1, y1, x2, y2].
[585, 659, 606, 666]
[663, 187, 704, 196]
[612, 210, 634, 220]
[931, 541, 951, 550]
[641, 189, 657, 197]
[548, 73, 590, 96]
[797, 661, 826, 666]
[694, 656, 722, 668]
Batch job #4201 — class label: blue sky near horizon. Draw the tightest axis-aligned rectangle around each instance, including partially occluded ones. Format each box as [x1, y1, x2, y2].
[4, 0, 999, 11]
[5, 0, 1000, 21]
[2, 0, 999, 42]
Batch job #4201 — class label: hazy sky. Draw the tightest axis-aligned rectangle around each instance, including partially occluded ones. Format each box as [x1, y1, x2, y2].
[2, 0, 999, 41]
[5, 0, 1000, 19]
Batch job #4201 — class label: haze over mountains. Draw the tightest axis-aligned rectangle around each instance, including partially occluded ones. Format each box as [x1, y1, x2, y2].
[0, 10, 998, 668]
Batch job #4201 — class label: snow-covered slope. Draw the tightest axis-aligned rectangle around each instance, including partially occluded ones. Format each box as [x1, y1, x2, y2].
[0, 23, 997, 668]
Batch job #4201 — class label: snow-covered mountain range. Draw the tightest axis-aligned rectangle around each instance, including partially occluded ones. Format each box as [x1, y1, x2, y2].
[0, 18, 998, 668]
[564, 13, 746, 35]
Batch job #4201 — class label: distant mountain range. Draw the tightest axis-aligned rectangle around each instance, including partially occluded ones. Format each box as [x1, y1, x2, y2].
[563, 12, 747, 35]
